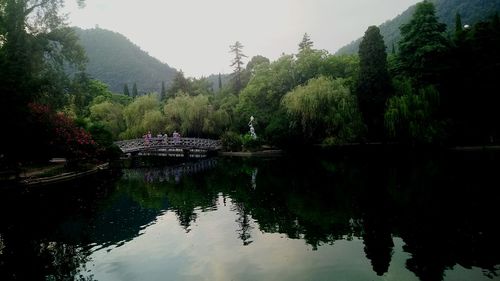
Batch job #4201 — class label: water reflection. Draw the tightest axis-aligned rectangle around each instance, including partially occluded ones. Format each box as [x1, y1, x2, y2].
[0, 151, 500, 281]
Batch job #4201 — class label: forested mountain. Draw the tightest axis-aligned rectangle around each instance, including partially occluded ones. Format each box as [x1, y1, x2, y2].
[336, 0, 500, 55]
[73, 27, 178, 94]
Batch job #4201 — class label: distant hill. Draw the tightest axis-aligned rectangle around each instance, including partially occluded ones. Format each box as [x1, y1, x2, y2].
[336, 0, 500, 55]
[73, 27, 178, 94]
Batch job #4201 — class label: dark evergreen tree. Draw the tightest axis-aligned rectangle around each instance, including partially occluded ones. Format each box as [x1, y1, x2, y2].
[167, 70, 190, 97]
[298, 33, 314, 52]
[455, 12, 463, 33]
[444, 14, 500, 143]
[229, 41, 247, 93]
[161, 81, 166, 100]
[397, 0, 448, 85]
[453, 12, 467, 43]
[357, 26, 393, 140]
[123, 84, 130, 96]
[132, 82, 138, 98]
[218, 73, 222, 92]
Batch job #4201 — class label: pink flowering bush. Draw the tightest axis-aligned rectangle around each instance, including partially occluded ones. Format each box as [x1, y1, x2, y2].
[29, 103, 100, 161]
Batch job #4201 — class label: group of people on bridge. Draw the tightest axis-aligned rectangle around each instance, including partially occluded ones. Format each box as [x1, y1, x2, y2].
[143, 130, 181, 145]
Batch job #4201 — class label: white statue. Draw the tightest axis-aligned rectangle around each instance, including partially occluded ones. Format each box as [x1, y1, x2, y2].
[248, 116, 257, 139]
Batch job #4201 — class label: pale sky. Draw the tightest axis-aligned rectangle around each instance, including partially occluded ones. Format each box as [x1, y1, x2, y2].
[63, 0, 420, 78]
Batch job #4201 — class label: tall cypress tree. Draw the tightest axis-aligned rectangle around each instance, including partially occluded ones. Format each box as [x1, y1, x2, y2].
[123, 84, 130, 96]
[218, 73, 222, 92]
[397, 0, 447, 85]
[453, 12, 466, 43]
[357, 25, 392, 140]
[161, 81, 166, 100]
[132, 82, 138, 98]
[455, 13, 463, 33]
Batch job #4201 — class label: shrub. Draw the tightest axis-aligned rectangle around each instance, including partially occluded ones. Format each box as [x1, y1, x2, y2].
[241, 134, 261, 152]
[221, 131, 242, 151]
[28, 103, 99, 161]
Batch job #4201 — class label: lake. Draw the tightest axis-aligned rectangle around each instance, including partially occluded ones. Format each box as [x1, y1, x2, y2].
[1, 149, 499, 281]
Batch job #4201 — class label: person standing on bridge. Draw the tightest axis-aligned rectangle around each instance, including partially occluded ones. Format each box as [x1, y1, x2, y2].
[173, 130, 180, 145]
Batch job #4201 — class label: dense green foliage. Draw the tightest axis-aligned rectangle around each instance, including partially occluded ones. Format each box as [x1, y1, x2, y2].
[2, 0, 500, 167]
[73, 27, 177, 93]
[440, 12, 500, 144]
[397, 1, 448, 85]
[385, 1, 500, 144]
[336, 0, 500, 55]
[0, 0, 96, 164]
[82, 5, 500, 148]
[385, 80, 444, 143]
[357, 26, 392, 140]
[282, 77, 363, 145]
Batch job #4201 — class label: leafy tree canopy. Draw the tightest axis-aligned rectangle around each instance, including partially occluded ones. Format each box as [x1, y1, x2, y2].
[282, 76, 364, 145]
[357, 25, 392, 140]
[397, 0, 448, 84]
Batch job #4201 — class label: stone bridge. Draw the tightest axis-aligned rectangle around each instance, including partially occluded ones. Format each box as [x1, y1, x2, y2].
[115, 137, 222, 157]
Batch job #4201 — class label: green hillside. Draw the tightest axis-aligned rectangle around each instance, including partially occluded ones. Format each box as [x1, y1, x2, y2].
[336, 0, 500, 55]
[74, 27, 178, 94]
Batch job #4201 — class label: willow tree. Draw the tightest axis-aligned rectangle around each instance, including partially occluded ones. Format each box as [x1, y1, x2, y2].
[282, 76, 364, 145]
[384, 79, 444, 143]
[163, 94, 223, 137]
[121, 94, 163, 138]
[89, 101, 126, 138]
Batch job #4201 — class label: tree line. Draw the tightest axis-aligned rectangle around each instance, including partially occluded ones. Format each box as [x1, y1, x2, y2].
[1, 0, 499, 168]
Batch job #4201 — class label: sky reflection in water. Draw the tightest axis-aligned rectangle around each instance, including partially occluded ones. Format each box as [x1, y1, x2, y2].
[83, 195, 409, 281]
[1, 151, 500, 281]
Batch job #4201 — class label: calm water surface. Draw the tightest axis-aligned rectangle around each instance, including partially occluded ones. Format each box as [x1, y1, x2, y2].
[1, 150, 500, 281]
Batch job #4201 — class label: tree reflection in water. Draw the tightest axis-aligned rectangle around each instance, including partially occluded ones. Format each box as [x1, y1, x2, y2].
[1, 151, 500, 281]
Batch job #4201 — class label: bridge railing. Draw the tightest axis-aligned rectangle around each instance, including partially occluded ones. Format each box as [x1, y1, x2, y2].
[115, 137, 222, 153]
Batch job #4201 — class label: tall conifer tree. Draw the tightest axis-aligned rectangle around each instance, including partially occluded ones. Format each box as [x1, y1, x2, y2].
[123, 84, 130, 96]
[298, 33, 313, 52]
[161, 81, 166, 100]
[218, 73, 222, 92]
[357, 25, 392, 140]
[397, 0, 447, 84]
[132, 82, 138, 98]
[229, 41, 247, 93]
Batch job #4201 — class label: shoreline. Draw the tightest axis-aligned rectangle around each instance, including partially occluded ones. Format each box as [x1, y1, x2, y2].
[220, 150, 284, 157]
[19, 163, 109, 187]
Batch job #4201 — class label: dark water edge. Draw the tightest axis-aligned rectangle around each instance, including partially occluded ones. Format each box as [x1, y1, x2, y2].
[0, 148, 499, 281]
